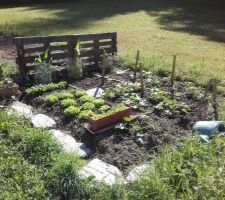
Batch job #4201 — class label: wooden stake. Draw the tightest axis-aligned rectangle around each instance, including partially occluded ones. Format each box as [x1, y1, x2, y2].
[101, 49, 106, 85]
[171, 55, 176, 87]
[133, 50, 140, 82]
[212, 78, 218, 120]
[140, 63, 144, 97]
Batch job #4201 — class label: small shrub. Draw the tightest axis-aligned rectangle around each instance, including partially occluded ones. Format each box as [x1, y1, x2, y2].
[58, 92, 74, 100]
[44, 95, 58, 106]
[60, 98, 76, 108]
[78, 110, 94, 120]
[64, 106, 80, 118]
[94, 98, 105, 108]
[79, 95, 94, 103]
[81, 102, 95, 110]
[75, 90, 86, 98]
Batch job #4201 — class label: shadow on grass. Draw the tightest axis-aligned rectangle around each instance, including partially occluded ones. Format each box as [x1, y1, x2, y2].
[2, 0, 225, 43]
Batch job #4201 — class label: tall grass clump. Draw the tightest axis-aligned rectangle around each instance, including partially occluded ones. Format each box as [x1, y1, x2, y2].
[128, 136, 225, 200]
[47, 152, 86, 199]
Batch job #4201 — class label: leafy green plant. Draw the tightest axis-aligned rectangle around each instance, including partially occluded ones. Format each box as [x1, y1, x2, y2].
[148, 88, 167, 103]
[44, 94, 58, 106]
[79, 95, 94, 103]
[26, 81, 67, 96]
[74, 90, 86, 98]
[99, 105, 110, 112]
[78, 110, 94, 120]
[155, 98, 189, 116]
[81, 102, 95, 110]
[58, 92, 74, 100]
[64, 106, 81, 118]
[60, 98, 76, 108]
[94, 98, 105, 108]
[36, 49, 54, 83]
[91, 103, 128, 120]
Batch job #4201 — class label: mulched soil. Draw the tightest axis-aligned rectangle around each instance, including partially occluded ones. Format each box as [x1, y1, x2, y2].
[24, 70, 212, 173]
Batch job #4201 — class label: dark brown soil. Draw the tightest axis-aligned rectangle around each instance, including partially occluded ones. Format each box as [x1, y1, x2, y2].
[24, 70, 212, 173]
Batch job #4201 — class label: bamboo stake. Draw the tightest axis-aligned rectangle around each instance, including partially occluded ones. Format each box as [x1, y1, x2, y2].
[133, 50, 140, 83]
[101, 49, 106, 85]
[170, 55, 176, 99]
[212, 78, 218, 120]
[140, 62, 144, 97]
[171, 55, 176, 87]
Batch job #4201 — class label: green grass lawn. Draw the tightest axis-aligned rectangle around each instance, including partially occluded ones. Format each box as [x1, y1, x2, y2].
[0, 0, 225, 83]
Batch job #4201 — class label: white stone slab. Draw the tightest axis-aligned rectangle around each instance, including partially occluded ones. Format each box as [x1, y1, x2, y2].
[31, 114, 56, 128]
[10, 101, 33, 119]
[50, 129, 91, 157]
[79, 158, 125, 185]
[126, 164, 149, 183]
[86, 88, 104, 98]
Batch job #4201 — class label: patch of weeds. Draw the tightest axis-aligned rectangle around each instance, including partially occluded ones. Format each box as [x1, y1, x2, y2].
[60, 98, 76, 108]
[155, 98, 189, 117]
[46, 152, 85, 199]
[64, 106, 80, 118]
[148, 88, 168, 104]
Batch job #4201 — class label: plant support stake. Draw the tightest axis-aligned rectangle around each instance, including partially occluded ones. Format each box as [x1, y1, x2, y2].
[212, 78, 218, 120]
[133, 50, 140, 83]
[101, 49, 106, 86]
[140, 63, 144, 97]
[170, 55, 176, 99]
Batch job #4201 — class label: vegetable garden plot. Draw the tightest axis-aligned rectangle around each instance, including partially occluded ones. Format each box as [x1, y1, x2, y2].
[23, 69, 212, 172]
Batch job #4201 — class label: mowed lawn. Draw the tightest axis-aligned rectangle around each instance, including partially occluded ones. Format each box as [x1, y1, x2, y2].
[0, 0, 225, 82]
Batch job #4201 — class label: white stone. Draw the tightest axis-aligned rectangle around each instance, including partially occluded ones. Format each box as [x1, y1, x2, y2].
[10, 101, 33, 118]
[50, 129, 91, 157]
[126, 164, 150, 183]
[31, 114, 56, 128]
[86, 88, 104, 98]
[79, 158, 125, 185]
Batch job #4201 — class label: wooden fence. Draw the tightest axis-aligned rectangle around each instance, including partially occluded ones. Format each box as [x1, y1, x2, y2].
[14, 32, 117, 82]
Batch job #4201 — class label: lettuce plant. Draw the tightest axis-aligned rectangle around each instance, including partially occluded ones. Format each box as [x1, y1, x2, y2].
[64, 106, 80, 118]
[60, 98, 76, 108]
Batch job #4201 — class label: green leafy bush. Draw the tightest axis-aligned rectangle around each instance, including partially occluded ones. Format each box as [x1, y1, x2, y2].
[58, 92, 74, 100]
[44, 94, 58, 106]
[60, 98, 76, 108]
[81, 102, 95, 110]
[94, 98, 105, 108]
[79, 95, 94, 103]
[26, 81, 67, 96]
[75, 90, 86, 98]
[64, 106, 81, 118]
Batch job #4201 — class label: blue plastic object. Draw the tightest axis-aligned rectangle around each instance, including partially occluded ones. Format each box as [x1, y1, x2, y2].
[193, 121, 224, 137]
